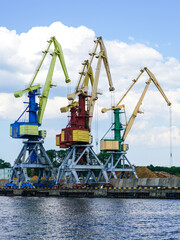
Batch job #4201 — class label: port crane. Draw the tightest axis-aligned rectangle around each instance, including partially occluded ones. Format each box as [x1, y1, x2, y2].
[56, 37, 115, 184]
[10, 37, 70, 183]
[101, 67, 171, 179]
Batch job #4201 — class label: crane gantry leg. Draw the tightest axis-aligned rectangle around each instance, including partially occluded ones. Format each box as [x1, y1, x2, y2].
[56, 144, 109, 185]
[10, 140, 56, 183]
[104, 151, 138, 179]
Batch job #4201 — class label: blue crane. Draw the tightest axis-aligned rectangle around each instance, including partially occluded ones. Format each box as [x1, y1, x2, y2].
[10, 37, 70, 183]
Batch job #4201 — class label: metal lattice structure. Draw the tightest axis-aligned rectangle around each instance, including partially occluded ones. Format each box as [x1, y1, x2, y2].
[10, 140, 56, 183]
[104, 151, 138, 179]
[56, 145, 109, 184]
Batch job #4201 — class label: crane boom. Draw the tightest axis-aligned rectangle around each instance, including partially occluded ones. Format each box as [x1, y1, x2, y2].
[101, 69, 144, 113]
[13, 37, 70, 125]
[144, 67, 171, 106]
[37, 52, 57, 124]
[56, 37, 115, 148]
[53, 37, 70, 83]
[123, 67, 171, 141]
[115, 69, 144, 108]
[14, 37, 70, 98]
[87, 37, 115, 130]
[98, 37, 115, 92]
[79, 40, 99, 90]
[87, 50, 104, 130]
[14, 38, 54, 98]
[10, 37, 70, 140]
[101, 67, 171, 152]
[122, 78, 151, 141]
[29, 39, 53, 89]
[61, 36, 115, 125]
[67, 60, 94, 102]
[38, 37, 70, 124]
[67, 37, 114, 104]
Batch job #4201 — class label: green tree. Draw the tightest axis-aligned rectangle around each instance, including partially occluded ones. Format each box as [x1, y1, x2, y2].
[97, 151, 111, 164]
[147, 165, 180, 176]
[0, 159, 11, 168]
[46, 149, 67, 168]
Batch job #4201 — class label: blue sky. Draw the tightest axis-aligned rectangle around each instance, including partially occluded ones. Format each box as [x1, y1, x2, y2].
[1, 0, 180, 59]
[0, 0, 180, 167]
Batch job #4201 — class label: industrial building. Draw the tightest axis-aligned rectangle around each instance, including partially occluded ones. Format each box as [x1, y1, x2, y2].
[0, 168, 12, 180]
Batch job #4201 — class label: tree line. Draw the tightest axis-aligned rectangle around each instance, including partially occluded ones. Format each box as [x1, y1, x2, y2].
[1, 151, 180, 176]
[147, 164, 180, 176]
[0, 159, 11, 168]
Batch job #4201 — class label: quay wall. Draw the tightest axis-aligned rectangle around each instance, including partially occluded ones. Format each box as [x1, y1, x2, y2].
[110, 177, 180, 188]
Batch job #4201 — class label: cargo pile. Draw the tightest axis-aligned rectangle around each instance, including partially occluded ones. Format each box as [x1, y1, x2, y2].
[154, 171, 177, 178]
[114, 167, 178, 179]
[135, 167, 157, 178]
[135, 167, 177, 178]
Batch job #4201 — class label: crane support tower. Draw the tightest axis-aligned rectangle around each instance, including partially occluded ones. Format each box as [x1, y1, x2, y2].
[101, 67, 171, 179]
[56, 37, 115, 185]
[10, 37, 70, 183]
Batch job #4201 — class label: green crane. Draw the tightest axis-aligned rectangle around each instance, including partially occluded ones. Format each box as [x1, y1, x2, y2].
[101, 67, 171, 152]
[100, 67, 171, 180]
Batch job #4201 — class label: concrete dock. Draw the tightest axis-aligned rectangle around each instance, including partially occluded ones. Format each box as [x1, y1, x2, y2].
[0, 186, 180, 199]
[0, 178, 179, 199]
[0, 187, 180, 199]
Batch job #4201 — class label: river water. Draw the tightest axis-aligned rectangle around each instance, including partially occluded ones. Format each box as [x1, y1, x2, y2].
[0, 197, 179, 240]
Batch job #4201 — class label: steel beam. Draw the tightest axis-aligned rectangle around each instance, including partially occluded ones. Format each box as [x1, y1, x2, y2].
[57, 144, 109, 184]
[105, 151, 138, 179]
[10, 140, 56, 183]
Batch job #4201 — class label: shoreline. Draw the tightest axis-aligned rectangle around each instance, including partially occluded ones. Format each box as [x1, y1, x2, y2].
[0, 186, 180, 199]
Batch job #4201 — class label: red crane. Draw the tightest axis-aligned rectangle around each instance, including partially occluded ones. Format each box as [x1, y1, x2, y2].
[56, 37, 115, 149]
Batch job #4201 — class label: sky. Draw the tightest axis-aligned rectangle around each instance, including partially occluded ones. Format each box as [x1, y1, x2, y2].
[0, 0, 180, 167]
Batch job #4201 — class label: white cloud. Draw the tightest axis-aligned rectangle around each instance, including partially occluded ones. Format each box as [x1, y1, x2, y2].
[0, 93, 24, 119]
[0, 21, 180, 149]
[127, 126, 180, 147]
[45, 128, 60, 138]
[0, 22, 96, 90]
[44, 96, 69, 119]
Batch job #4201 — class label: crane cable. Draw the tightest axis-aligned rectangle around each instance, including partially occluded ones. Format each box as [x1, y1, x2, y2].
[169, 105, 173, 167]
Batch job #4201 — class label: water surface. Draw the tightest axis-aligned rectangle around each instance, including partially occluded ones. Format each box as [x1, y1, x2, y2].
[0, 197, 179, 239]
